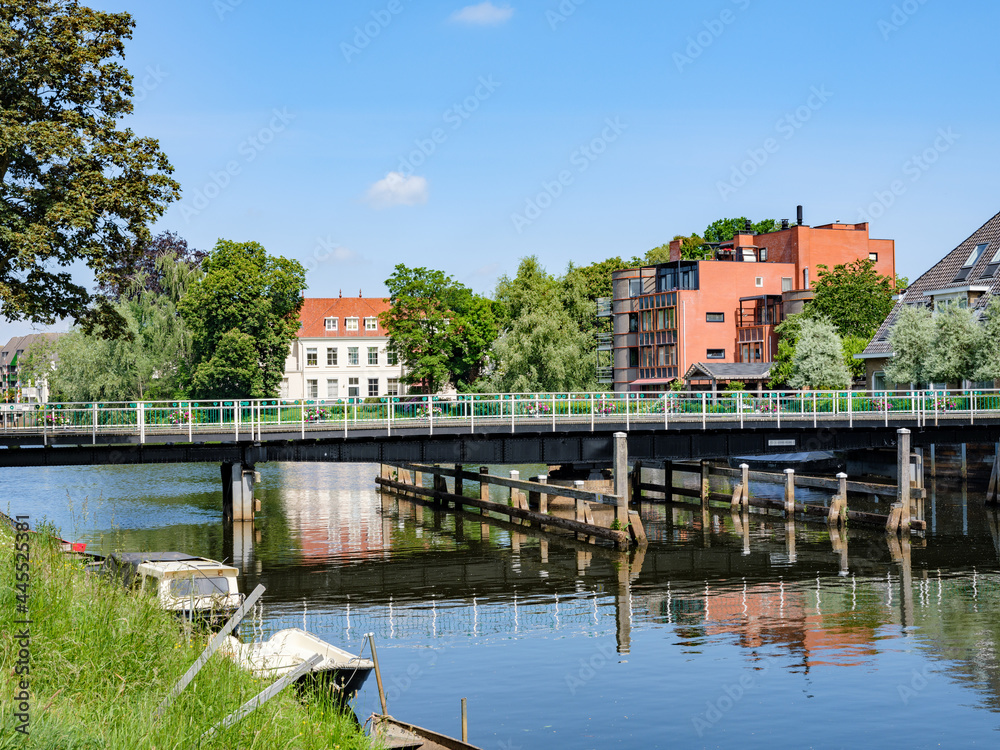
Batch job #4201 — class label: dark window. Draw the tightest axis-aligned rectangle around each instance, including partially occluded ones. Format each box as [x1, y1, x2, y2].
[869, 252, 878, 262]
[368, 378, 379, 397]
[628, 313, 639, 332]
[629, 279, 643, 297]
[628, 348, 639, 367]
[657, 262, 699, 292]
[706, 349, 725, 359]
[706, 312, 724, 323]
[954, 243, 988, 282]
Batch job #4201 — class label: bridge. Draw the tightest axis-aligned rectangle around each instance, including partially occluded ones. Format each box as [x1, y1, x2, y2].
[2, 390, 999, 469]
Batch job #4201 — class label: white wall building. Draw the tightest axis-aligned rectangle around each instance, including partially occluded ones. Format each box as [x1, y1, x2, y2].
[281, 297, 407, 400]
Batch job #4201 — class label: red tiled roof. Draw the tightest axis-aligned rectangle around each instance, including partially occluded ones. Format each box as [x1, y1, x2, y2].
[297, 297, 391, 339]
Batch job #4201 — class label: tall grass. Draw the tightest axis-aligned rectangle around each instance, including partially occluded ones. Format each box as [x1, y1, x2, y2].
[0, 524, 374, 749]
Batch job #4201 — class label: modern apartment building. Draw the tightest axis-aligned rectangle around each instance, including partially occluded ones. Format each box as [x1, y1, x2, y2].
[602, 210, 896, 392]
[860, 209, 1000, 389]
[281, 297, 407, 400]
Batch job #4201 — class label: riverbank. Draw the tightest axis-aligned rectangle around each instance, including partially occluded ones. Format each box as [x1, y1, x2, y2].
[0, 522, 372, 749]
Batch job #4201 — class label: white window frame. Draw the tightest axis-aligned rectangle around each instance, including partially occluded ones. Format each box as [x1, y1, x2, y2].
[367, 346, 378, 366]
[368, 377, 379, 397]
[306, 347, 318, 366]
[306, 379, 318, 399]
[348, 347, 359, 366]
[324, 317, 337, 331]
[345, 317, 359, 331]
[364, 317, 378, 331]
[326, 347, 337, 366]
[387, 377, 400, 396]
[348, 377, 359, 397]
[326, 378, 339, 398]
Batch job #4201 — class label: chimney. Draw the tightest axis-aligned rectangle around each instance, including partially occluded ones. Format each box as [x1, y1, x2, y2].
[744, 219, 752, 233]
[781, 219, 789, 230]
[339, 289, 342, 298]
[359, 289, 362, 297]
[796, 205, 804, 226]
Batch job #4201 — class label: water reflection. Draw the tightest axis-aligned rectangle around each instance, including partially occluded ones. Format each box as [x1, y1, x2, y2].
[10, 461, 1000, 747]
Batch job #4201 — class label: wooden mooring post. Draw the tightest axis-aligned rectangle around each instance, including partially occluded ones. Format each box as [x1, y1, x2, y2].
[898, 428, 912, 533]
[614, 432, 628, 527]
[987, 442, 1000, 506]
[784, 468, 795, 516]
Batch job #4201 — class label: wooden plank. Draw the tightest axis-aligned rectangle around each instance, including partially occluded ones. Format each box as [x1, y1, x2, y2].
[708, 464, 924, 498]
[376, 477, 629, 547]
[639, 482, 699, 498]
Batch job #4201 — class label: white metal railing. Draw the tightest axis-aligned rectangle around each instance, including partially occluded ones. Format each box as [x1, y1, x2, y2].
[1, 389, 998, 444]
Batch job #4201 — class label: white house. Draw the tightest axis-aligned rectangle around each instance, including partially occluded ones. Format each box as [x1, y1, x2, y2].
[281, 296, 407, 400]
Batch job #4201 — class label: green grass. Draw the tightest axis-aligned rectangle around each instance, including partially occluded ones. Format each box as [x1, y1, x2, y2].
[0, 525, 375, 749]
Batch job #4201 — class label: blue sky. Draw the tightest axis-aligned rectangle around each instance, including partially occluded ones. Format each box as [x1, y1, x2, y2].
[6, 0, 1000, 339]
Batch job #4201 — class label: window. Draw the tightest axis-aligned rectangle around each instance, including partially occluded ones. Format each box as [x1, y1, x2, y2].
[307, 379, 318, 398]
[326, 348, 337, 366]
[348, 377, 359, 397]
[364, 317, 378, 331]
[706, 349, 725, 359]
[345, 317, 359, 331]
[954, 243, 988, 282]
[280, 379, 289, 399]
[387, 348, 398, 366]
[873, 371, 886, 391]
[348, 347, 359, 365]
[981, 245, 1000, 278]
[628, 348, 639, 367]
[368, 378, 379, 397]
[755, 277, 763, 288]
[758, 247, 767, 262]
[387, 378, 400, 396]
[629, 279, 643, 297]
[324, 317, 337, 331]
[869, 252, 878, 262]
[781, 277, 793, 292]
[628, 313, 639, 332]
[306, 348, 317, 366]
[368, 346, 378, 366]
[326, 379, 339, 398]
[706, 312, 725, 323]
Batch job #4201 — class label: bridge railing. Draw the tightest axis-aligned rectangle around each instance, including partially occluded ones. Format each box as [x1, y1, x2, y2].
[2, 388, 999, 440]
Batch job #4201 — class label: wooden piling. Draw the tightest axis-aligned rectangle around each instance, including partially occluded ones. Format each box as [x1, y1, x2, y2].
[479, 466, 490, 515]
[987, 443, 999, 505]
[784, 469, 795, 516]
[614, 432, 629, 527]
[454, 464, 463, 496]
[898, 429, 911, 533]
[537, 475, 548, 515]
[662, 459, 673, 502]
[700, 460, 710, 507]
[631, 460, 643, 505]
[740, 463, 750, 506]
[574, 480, 586, 524]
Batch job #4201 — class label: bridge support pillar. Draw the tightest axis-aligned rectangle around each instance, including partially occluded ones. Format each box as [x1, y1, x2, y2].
[222, 461, 255, 522]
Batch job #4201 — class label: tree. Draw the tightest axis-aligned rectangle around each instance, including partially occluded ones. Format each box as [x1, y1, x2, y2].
[98, 231, 205, 300]
[768, 314, 802, 388]
[484, 257, 595, 393]
[841, 334, 869, 381]
[0, 1, 180, 334]
[974, 299, 1000, 383]
[380, 265, 499, 393]
[884, 304, 935, 386]
[179, 240, 305, 399]
[703, 218, 780, 244]
[926, 304, 984, 384]
[48, 252, 200, 401]
[806, 259, 896, 339]
[789, 317, 851, 390]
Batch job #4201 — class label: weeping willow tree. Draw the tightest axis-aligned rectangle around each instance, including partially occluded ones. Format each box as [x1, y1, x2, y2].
[49, 254, 201, 401]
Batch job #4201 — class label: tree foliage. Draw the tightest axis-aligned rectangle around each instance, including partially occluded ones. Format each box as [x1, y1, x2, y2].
[768, 314, 802, 388]
[179, 240, 305, 399]
[806, 259, 896, 339]
[925, 304, 984, 385]
[98, 231, 205, 300]
[789, 316, 851, 390]
[483, 257, 595, 393]
[0, 0, 180, 334]
[974, 299, 1000, 383]
[841, 334, 869, 381]
[703, 218, 780, 244]
[380, 265, 498, 393]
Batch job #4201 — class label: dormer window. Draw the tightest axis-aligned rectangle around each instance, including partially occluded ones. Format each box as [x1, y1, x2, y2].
[981, 245, 1000, 279]
[364, 317, 378, 331]
[345, 317, 359, 331]
[324, 317, 337, 331]
[954, 243, 988, 282]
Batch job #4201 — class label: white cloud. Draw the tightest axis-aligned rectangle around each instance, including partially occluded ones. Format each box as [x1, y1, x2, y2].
[365, 172, 429, 208]
[451, 2, 514, 26]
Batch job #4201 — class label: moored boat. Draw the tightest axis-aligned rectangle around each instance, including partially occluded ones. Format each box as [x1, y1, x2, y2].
[369, 714, 484, 750]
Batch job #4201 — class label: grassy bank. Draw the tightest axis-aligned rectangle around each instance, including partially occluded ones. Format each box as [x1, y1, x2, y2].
[0, 524, 373, 749]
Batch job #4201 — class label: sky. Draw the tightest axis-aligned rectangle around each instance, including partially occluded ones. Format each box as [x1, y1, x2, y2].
[6, 0, 1000, 340]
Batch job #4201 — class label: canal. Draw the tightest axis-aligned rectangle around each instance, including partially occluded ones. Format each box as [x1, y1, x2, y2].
[11, 461, 1000, 748]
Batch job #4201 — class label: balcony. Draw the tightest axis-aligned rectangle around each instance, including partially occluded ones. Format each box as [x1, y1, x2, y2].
[596, 297, 612, 317]
[597, 365, 613, 384]
[596, 332, 613, 350]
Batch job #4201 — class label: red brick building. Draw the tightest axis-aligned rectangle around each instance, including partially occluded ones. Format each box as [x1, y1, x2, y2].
[603, 212, 896, 392]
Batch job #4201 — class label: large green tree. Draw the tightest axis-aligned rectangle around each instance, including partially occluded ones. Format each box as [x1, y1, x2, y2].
[974, 299, 1000, 383]
[768, 314, 802, 388]
[926, 304, 984, 385]
[179, 240, 305, 399]
[789, 317, 851, 390]
[0, 0, 179, 334]
[380, 265, 499, 393]
[703, 218, 781, 244]
[806, 259, 896, 339]
[483, 257, 595, 393]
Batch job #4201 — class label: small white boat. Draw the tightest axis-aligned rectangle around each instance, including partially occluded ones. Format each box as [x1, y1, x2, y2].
[221, 628, 373, 699]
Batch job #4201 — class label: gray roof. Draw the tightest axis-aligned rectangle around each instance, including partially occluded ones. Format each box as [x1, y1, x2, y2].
[684, 362, 773, 381]
[863, 209, 1000, 357]
[0, 333, 63, 368]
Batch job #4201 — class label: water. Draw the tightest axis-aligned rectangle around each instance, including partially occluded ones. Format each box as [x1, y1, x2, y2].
[9, 461, 1000, 749]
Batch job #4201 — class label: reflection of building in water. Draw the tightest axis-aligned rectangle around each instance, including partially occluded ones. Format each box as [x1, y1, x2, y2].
[273, 465, 386, 560]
